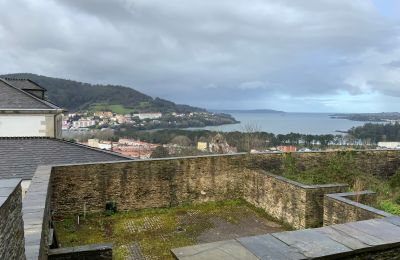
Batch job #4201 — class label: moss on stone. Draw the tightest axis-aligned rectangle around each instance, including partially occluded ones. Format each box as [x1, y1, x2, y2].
[54, 199, 287, 260]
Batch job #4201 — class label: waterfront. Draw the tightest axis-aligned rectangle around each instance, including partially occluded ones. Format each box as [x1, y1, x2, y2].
[188, 112, 367, 135]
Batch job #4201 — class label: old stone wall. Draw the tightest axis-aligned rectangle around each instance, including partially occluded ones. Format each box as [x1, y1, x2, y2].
[49, 150, 400, 230]
[51, 155, 245, 215]
[0, 179, 25, 260]
[323, 191, 392, 226]
[243, 171, 347, 229]
[249, 150, 400, 179]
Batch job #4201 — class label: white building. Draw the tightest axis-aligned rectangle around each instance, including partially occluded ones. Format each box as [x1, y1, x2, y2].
[133, 112, 162, 120]
[378, 142, 400, 149]
[72, 119, 96, 128]
[0, 78, 64, 138]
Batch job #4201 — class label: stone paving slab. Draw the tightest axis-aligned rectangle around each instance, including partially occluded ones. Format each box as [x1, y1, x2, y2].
[346, 219, 400, 243]
[331, 223, 386, 246]
[126, 242, 145, 260]
[315, 226, 369, 250]
[379, 216, 400, 227]
[237, 234, 306, 260]
[172, 217, 400, 259]
[272, 229, 352, 258]
[171, 240, 258, 260]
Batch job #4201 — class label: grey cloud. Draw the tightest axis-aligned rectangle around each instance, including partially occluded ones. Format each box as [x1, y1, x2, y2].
[1, 0, 400, 111]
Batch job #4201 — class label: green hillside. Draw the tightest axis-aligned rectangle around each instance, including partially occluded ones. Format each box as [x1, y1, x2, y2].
[2, 73, 205, 113]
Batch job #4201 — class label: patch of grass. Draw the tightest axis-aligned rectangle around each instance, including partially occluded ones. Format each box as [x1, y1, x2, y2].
[279, 152, 400, 216]
[378, 200, 400, 215]
[54, 199, 286, 259]
[89, 103, 135, 114]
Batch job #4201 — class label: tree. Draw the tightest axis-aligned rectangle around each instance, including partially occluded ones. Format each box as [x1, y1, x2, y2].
[150, 146, 169, 158]
[170, 135, 192, 147]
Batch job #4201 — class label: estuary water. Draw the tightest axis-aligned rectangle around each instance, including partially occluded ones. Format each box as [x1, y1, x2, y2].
[188, 112, 366, 135]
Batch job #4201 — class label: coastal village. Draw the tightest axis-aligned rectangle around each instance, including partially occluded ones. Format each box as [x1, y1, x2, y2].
[61, 110, 400, 159]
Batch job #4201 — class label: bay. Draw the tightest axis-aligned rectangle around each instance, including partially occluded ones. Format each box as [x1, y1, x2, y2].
[186, 112, 367, 135]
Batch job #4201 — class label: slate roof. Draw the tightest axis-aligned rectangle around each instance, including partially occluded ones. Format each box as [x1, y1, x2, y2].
[2, 78, 46, 91]
[0, 79, 61, 110]
[0, 137, 131, 180]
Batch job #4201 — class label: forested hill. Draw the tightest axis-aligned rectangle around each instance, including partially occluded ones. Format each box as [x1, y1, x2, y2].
[2, 73, 206, 113]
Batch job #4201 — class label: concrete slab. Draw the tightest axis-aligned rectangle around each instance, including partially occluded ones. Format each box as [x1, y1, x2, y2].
[171, 240, 259, 260]
[237, 234, 306, 260]
[315, 226, 369, 250]
[272, 229, 352, 258]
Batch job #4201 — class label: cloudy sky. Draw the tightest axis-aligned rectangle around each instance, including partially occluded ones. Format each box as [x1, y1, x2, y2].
[1, 0, 400, 112]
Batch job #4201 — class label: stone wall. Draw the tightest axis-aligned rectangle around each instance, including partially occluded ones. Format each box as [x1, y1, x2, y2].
[50, 153, 351, 229]
[51, 155, 246, 216]
[249, 150, 400, 179]
[243, 171, 347, 229]
[0, 179, 25, 260]
[323, 191, 393, 226]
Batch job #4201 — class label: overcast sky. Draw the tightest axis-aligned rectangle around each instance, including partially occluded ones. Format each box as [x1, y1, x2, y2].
[1, 0, 400, 112]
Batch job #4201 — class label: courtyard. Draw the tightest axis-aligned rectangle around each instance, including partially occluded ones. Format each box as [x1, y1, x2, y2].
[54, 200, 288, 259]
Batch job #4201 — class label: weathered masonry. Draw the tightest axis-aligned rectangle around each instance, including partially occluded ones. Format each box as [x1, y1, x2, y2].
[0, 179, 25, 260]
[1, 150, 400, 259]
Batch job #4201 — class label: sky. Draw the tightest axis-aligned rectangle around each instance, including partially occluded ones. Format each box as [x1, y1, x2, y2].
[1, 0, 400, 113]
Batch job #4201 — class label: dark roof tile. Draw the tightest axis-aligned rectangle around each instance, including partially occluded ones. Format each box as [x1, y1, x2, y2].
[0, 137, 131, 180]
[0, 79, 60, 110]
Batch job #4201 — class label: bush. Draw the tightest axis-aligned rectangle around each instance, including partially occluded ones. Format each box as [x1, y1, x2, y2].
[389, 170, 400, 189]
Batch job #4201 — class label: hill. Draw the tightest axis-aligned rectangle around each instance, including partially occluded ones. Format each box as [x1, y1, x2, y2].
[2, 73, 205, 113]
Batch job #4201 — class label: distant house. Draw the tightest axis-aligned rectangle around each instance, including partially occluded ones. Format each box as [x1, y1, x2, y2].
[133, 112, 162, 120]
[197, 141, 208, 151]
[72, 118, 96, 128]
[0, 78, 64, 138]
[377, 142, 400, 149]
[277, 146, 297, 153]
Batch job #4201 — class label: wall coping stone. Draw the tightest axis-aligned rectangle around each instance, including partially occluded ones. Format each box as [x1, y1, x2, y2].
[0, 178, 21, 207]
[262, 171, 348, 190]
[23, 165, 52, 260]
[325, 191, 393, 218]
[48, 243, 112, 256]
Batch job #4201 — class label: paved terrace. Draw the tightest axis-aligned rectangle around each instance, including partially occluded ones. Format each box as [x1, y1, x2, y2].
[172, 216, 400, 259]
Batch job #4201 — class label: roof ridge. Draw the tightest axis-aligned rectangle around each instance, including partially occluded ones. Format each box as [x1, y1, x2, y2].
[0, 78, 61, 110]
[1, 77, 47, 90]
[0, 136, 131, 159]
[55, 138, 133, 159]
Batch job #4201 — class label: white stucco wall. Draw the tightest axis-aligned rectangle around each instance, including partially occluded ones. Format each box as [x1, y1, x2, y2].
[0, 114, 55, 137]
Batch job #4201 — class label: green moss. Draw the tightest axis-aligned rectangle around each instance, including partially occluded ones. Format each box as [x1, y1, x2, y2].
[54, 200, 286, 259]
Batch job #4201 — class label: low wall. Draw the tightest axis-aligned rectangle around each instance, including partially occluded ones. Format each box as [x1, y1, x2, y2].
[48, 244, 112, 260]
[323, 191, 393, 226]
[0, 178, 25, 260]
[243, 171, 347, 229]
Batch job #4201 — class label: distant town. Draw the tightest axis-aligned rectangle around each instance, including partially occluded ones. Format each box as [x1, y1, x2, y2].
[63, 110, 237, 131]
[61, 110, 400, 160]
